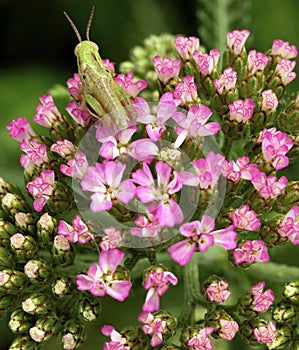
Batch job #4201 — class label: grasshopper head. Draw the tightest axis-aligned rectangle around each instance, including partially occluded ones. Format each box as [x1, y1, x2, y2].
[74, 40, 99, 57]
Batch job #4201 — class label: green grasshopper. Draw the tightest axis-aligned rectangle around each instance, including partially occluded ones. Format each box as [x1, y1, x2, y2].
[64, 7, 133, 129]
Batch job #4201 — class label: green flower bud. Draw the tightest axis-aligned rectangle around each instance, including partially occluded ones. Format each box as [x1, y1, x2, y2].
[0, 246, 15, 268]
[24, 259, 52, 284]
[2, 193, 29, 217]
[52, 276, 74, 297]
[61, 320, 86, 350]
[9, 309, 35, 333]
[273, 300, 297, 323]
[160, 346, 181, 350]
[51, 235, 75, 266]
[0, 219, 18, 247]
[29, 314, 60, 343]
[9, 334, 39, 350]
[47, 181, 75, 215]
[15, 213, 36, 236]
[36, 212, 56, 247]
[267, 324, 292, 349]
[22, 293, 53, 315]
[283, 280, 299, 304]
[259, 216, 288, 247]
[0, 294, 15, 312]
[10, 233, 38, 261]
[0, 269, 29, 294]
[76, 296, 101, 322]
[121, 325, 149, 350]
[0, 177, 21, 198]
[273, 182, 299, 214]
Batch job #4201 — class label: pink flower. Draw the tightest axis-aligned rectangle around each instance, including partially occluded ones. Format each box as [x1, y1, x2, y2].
[271, 39, 298, 59]
[114, 71, 147, 98]
[58, 215, 93, 244]
[192, 152, 225, 189]
[258, 127, 293, 170]
[219, 319, 239, 341]
[227, 29, 250, 55]
[101, 325, 129, 350]
[132, 162, 184, 227]
[174, 36, 200, 60]
[231, 205, 260, 231]
[20, 140, 48, 170]
[279, 206, 299, 244]
[222, 156, 259, 182]
[173, 105, 220, 145]
[77, 248, 131, 301]
[214, 67, 237, 94]
[173, 76, 198, 105]
[81, 161, 136, 212]
[275, 58, 297, 85]
[131, 207, 161, 238]
[67, 73, 81, 99]
[33, 94, 62, 127]
[50, 140, 76, 158]
[261, 89, 278, 112]
[142, 266, 178, 312]
[26, 170, 55, 212]
[152, 56, 181, 84]
[187, 326, 214, 349]
[192, 49, 221, 75]
[100, 227, 123, 250]
[228, 98, 255, 123]
[7, 117, 36, 142]
[254, 321, 276, 344]
[206, 280, 231, 303]
[65, 101, 91, 127]
[138, 312, 167, 347]
[168, 216, 237, 266]
[251, 171, 288, 199]
[234, 240, 270, 265]
[60, 151, 89, 180]
[102, 59, 115, 73]
[252, 281, 275, 312]
[128, 138, 159, 163]
[134, 93, 181, 141]
[247, 50, 270, 74]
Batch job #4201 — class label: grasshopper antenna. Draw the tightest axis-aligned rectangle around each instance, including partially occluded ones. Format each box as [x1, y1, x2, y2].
[64, 11, 82, 42]
[86, 6, 95, 41]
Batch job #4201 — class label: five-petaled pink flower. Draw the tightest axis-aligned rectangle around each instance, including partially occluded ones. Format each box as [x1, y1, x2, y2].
[138, 312, 167, 347]
[33, 94, 62, 127]
[228, 98, 255, 123]
[250, 171, 288, 199]
[193, 49, 221, 76]
[58, 215, 93, 244]
[152, 56, 181, 84]
[60, 151, 89, 180]
[174, 36, 200, 60]
[271, 39, 298, 59]
[173, 76, 198, 105]
[168, 216, 237, 266]
[81, 161, 136, 212]
[227, 29, 250, 55]
[142, 266, 178, 312]
[187, 326, 214, 349]
[251, 281, 275, 313]
[65, 101, 91, 127]
[231, 205, 260, 231]
[114, 71, 148, 98]
[101, 325, 129, 350]
[26, 170, 55, 212]
[234, 240, 270, 265]
[77, 248, 131, 301]
[7, 117, 36, 142]
[206, 279, 231, 303]
[20, 139, 49, 170]
[254, 321, 276, 344]
[214, 67, 238, 94]
[278, 206, 299, 244]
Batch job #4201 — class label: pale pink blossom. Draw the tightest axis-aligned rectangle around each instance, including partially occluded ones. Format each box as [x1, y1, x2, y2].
[261, 90, 278, 112]
[60, 151, 89, 180]
[214, 67, 237, 94]
[20, 140, 48, 170]
[228, 98, 255, 123]
[127, 138, 159, 163]
[174, 36, 200, 60]
[168, 216, 237, 266]
[193, 49, 221, 75]
[227, 29, 250, 55]
[152, 56, 181, 84]
[138, 312, 167, 347]
[65, 101, 91, 126]
[67, 73, 81, 99]
[7, 117, 36, 142]
[234, 240, 270, 265]
[271, 39, 298, 59]
[252, 281, 275, 312]
[50, 140, 76, 158]
[173, 76, 198, 105]
[58, 215, 93, 244]
[101, 325, 129, 350]
[130, 206, 161, 238]
[114, 71, 147, 98]
[275, 58, 296, 85]
[219, 319, 239, 341]
[77, 248, 131, 301]
[206, 280, 231, 303]
[247, 50, 269, 74]
[231, 205, 260, 231]
[187, 326, 214, 349]
[34, 94, 62, 127]
[278, 206, 299, 244]
[100, 227, 123, 250]
[251, 171, 288, 199]
[102, 59, 115, 74]
[254, 321, 276, 344]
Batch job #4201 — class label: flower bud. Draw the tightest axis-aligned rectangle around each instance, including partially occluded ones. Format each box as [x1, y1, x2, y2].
[283, 280, 299, 304]
[47, 181, 75, 215]
[29, 314, 60, 342]
[267, 324, 292, 349]
[51, 235, 75, 266]
[273, 182, 299, 214]
[0, 177, 20, 197]
[8, 334, 38, 350]
[22, 293, 53, 315]
[0, 246, 15, 268]
[0, 269, 29, 294]
[201, 275, 231, 303]
[259, 217, 288, 246]
[273, 300, 297, 323]
[121, 325, 149, 349]
[14, 212, 36, 236]
[0, 294, 15, 312]
[205, 309, 239, 341]
[1, 193, 28, 217]
[24, 259, 52, 284]
[61, 320, 86, 350]
[76, 296, 101, 322]
[37, 212, 56, 247]
[52, 276, 74, 297]
[10, 233, 38, 261]
[240, 319, 276, 345]
[9, 309, 35, 333]
[0, 219, 18, 247]
[180, 324, 214, 349]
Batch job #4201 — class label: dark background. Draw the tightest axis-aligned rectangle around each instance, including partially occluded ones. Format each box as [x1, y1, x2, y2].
[0, 0, 298, 349]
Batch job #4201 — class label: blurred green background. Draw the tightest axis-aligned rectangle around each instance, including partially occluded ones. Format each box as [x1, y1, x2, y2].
[0, 0, 298, 349]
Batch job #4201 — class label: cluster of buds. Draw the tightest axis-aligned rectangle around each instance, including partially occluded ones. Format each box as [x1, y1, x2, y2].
[1, 23, 299, 350]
